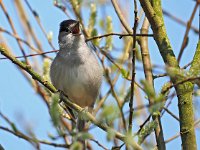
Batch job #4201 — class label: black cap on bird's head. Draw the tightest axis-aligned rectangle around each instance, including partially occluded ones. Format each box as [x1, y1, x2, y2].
[59, 19, 80, 35]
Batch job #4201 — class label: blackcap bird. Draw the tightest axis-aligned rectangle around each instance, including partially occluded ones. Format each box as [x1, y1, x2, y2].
[50, 19, 102, 142]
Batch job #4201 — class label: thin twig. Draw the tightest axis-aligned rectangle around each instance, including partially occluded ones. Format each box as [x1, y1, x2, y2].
[54, 0, 71, 18]
[111, 0, 132, 33]
[0, 126, 69, 148]
[182, 61, 192, 69]
[69, 0, 88, 37]
[139, 17, 165, 148]
[162, 76, 200, 94]
[199, 2, 200, 40]
[0, 46, 56, 92]
[105, 69, 127, 130]
[90, 139, 109, 150]
[163, 107, 179, 121]
[0, 112, 15, 127]
[14, 0, 43, 52]
[24, 0, 56, 50]
[163, 9, 199, 34]
[0, 50, 58, 60]
[165, 119, 200, 144]
[137, 115, 151, 134]
[86, 33, 153, 42]
[0, 27, 43, 54]
[0, 1, 28, 63]
[128, 0, 138, 132]
[177, 2, 199, 63]
[0, 46, 142, 150]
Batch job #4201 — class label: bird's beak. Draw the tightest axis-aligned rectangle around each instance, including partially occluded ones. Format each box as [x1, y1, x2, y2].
[71, 21, 80, 35]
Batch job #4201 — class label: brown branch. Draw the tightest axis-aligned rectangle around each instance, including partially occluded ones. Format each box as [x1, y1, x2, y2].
[24, 0, 56, 50]
[0, 46, 142, 150]
[14, 0, 43, 52]
[139, 17, 165, 149]
[177, 2, 199, 63]
[0, 46, 57, 93]
[100, 54, 127, 130]
[137, 115, 151, 134]
[0, 1, 28, 63]
[0, 111, 68, 148]
[90, 139, 108, 150]
[163, 107, 179, 122]
[128, 0, 138, 132]
[162, 76, 200, 94]
[69, 0, 89, 37]
[0, 50, 58, 60]
[53, 0, 71, 18]
[111, 0, 132, 33]
[163, 9, 199, 34]
[0, 126, 69, 148]
[0, 27, 42, 54]
[104, 68, 127, 130]
[86, 33, 153, 42]
[165, 119, 200, 144]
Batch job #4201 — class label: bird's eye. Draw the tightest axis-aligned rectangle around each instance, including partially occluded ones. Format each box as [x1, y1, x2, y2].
[65, 28, 69, 32]
[66, 27, 72, 33]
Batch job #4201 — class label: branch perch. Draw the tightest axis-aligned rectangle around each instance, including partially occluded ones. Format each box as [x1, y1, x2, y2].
[0, 45, 142, 150]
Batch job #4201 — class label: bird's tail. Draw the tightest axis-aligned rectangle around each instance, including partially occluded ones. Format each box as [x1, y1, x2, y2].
[77, 118, 86, 149]
[77, 118, 85, 131]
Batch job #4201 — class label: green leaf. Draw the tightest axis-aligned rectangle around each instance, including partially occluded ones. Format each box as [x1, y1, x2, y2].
[43, 58, 51, 82]
[124, 131, 135, 146]
[121, 68, 129, 79]
[124, 87, 131, 103]
[98, 105, 119, 126]
[88, 3, 97, 36]
[105, 16, 113, 50]
[166, 67, 185, 79]
[48, 133, 57, 140]
[70, 141, 83, 150]
[141, 80, 156, 99]
[107, 128, 116, 141]
[77, 132, 93, 140]
[99, 19, 104, 29]
[47, 31, 53, 42]
[91, 28, 99, 46]
[138, 121, 157, 144]
[50, 95, 61, 127]
[11, 123, 18, 132]
[149, 101, 163, 116]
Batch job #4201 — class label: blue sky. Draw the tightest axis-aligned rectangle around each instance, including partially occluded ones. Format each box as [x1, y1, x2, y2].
[0, 0, 199, 150]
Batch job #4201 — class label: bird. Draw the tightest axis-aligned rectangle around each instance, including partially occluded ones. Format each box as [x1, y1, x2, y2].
[50, 19, 102, 148]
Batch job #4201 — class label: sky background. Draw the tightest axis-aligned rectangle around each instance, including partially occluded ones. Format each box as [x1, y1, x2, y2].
[0, 0, 199, 150]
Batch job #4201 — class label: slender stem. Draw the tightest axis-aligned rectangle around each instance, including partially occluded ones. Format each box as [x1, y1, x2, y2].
[24, 0, 56, 50]
[0, 50, 58, 60]
[0, 126, 69, 148]
[139, 0, 197, 149]
[128, 0, 138, 132]
[177, 2, 199, 63]
[139, 17, 165, 149]
[165, 119, 200, 144]
[0, 46, 142, 150]
[86, 33, 153, 42]
[0, 27, 43, 54]
[0, 46, 57, 93]
[0, 1, 28, 63]
[111, 0, 132, 33]
[14, 0, 43, 52]
[163, 9, 199, 34]
[105, 69, 127, 130]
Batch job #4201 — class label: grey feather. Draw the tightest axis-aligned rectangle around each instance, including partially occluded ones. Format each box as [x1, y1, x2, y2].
[50, 20, 102, 149]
